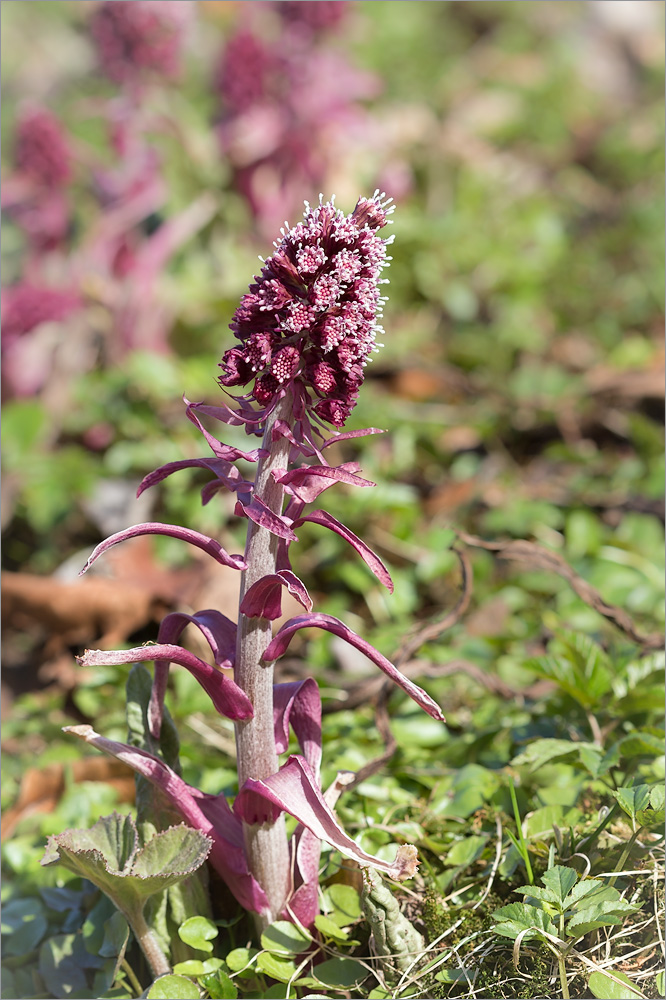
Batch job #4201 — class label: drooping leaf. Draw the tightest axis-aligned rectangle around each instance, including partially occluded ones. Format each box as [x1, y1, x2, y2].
[292, 509, 394, 592]
[264, 614, 444, 721]
[77, 643, 253, 721]
[235, 754, 420, 880]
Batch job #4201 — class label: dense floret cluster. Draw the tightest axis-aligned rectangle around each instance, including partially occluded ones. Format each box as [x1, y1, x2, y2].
[219, 192, 394, 427]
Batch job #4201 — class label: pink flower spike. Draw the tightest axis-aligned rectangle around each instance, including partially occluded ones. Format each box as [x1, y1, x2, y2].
[235, 755, 420, 881]
[79, 523, 246, 575]
[240, 570, 312, 621]
[63, 725, 269, 917]
[292, 509, 393, 592]
[273, 678, 322, 775]
[264, 614, 445, 721]
[235, 497, 298, 542]
[77, 644, 253, 721]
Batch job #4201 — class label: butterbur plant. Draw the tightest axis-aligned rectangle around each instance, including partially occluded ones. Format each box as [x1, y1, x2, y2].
[52, 192, 444, 955]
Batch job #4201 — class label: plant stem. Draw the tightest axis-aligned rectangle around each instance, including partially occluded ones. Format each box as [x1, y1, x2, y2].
[609, 826, 643, 887]
[508, 778, 534, 884]
[128, 908, 171, 979]
[557, 950, 570, 1000]
[234, 395, 293, 926]
[120, 957, 144, 999]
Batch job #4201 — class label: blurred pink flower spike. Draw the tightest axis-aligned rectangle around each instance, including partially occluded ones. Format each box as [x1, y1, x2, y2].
[78, 522, 246, 575]
[265, 613, 445, 722]
[63, 724, 270, 918]
[76, 643, 252, 723]
[240, 571, 312, 621]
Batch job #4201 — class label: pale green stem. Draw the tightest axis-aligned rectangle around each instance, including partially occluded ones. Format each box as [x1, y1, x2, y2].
[234, 395, 293, 927]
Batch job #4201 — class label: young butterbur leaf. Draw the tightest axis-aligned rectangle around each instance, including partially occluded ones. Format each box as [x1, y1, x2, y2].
[588, 969, 643, 999]
[177, 916, 218, 954]
[146, 973, 200, 999]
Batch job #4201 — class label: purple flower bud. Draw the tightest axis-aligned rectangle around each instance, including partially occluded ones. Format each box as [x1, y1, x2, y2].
[219, 192, 394, 427]
[15, 108, 71, 189]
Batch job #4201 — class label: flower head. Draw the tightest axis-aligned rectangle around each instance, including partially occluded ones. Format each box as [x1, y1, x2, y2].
[14, 108, 71, 188]
[219, 192, 394, 428]
[90, 1, 192, 85]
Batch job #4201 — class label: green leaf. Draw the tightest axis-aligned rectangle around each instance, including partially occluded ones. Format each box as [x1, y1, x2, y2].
[524, 805, 565, 841]
[313, 957, 367, 989]
[512, 738, 602, 775]
[514, 885, 559, 906]
[177, 916, 218, 954]
[173, 958, 222, 976]
[656, 970, 665, 997]
[588, 969, 643, 999]
[492, 902, 557, 941]
[147, 973, 200, 999]
[567, 900, 637, 937]
[1, 897, 48, 956]
[324, 884, 362, 927]
[226, 947, 258, 975]
[199, 970, 238, 1000]
[613, 785, 651, 822]
[445, 835, 488, 868]
[261, 920, 311, 956]
[434, 968, 469, 984]
[38, 934, 89, 998]
[42, 815, 212, 921]
[256, 951, 297, 982]
[540, 866, 579, 904]
[561, 879, 605, 909]
[314, 914, 350, 943]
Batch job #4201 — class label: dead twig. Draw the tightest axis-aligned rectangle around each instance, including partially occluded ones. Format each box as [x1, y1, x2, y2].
[456, 531, 664, 650]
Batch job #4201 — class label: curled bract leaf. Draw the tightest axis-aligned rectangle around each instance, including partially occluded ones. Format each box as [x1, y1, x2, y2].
[235, 754, 421, 882]
[79, 522, 246, 575]
[264, 613, 445, 721]
[240, 570, 312, 620]
[77, 643, 252, 721]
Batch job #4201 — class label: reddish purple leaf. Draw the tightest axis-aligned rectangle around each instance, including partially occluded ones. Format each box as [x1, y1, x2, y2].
[77, 644, 252, 721]
[79, 523, 246, 575]
[63, 725, 269, 918]
[292, 509, 393, 592]
[185, 401, 262, 461]
[264, 613, 445, 721]
[235, 497, 298, 541]
[137, 458, 253, 498]
[236, 755, 420, 880]
[322, 427, 385, 447]
[272, 463, 372, 503]
[273, 678, 321, 775]
[148, 610, 238, 738]
[240, 571, 312, 620]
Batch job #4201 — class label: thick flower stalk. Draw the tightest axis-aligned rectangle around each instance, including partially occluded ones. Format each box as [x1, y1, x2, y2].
[67, 193, 444, 932]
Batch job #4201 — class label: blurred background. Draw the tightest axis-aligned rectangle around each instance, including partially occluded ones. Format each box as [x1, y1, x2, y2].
[1, 0, 664, 847]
